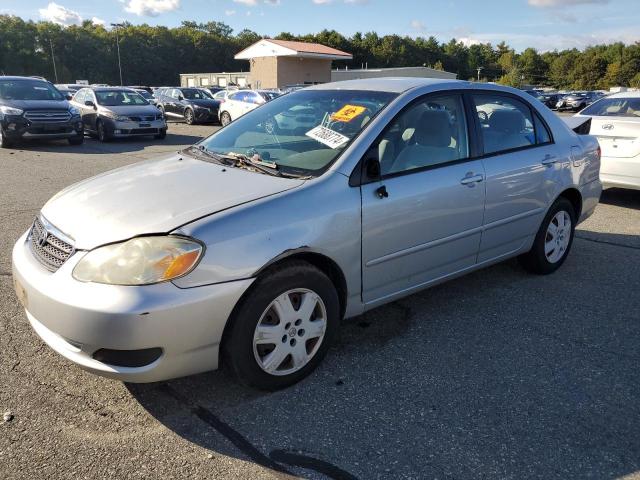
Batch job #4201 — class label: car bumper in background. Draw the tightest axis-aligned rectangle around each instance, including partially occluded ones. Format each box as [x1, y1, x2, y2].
[12, 230, 254, 382]
[2, 115, 83, 140]
[600, 155, 640, 190]
[110, 118, 167, 137]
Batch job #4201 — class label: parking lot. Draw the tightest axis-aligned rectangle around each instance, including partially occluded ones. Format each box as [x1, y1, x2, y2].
[1, 121, 640, 480]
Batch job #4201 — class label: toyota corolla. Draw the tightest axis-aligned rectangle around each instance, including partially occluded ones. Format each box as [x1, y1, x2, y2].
[12, 78, 602, 390]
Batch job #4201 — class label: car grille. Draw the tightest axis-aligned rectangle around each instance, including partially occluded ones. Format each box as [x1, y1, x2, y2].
[29, 217, 74, 272]
[128, 115, 158, 122]
[24, 110, 72, 123]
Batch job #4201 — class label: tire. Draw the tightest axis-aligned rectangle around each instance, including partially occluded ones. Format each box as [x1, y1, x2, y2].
[96, 120, 111, 142]
[184, 108, 195, 125]
[68, 134, 84, 145]
[154, 129, 167, 140]
[518, 197, 576, 275]
[0, 125, 14, 148]
[224, 261, 340, 391]
[157, 105, 165, 117]
[220, 111, 231, 126]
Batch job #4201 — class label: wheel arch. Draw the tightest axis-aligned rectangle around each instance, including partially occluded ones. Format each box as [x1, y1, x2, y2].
[555, 187, 582, 220]
[218, 249, 348, 367]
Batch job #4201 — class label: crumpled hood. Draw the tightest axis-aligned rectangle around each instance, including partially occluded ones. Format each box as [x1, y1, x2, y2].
[41, 154, 305, 250]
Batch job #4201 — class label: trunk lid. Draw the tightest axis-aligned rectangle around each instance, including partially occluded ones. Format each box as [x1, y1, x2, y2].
[588, 115, 640, 158]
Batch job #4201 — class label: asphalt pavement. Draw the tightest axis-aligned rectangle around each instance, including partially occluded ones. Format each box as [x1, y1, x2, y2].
[1, 122, 639, 480]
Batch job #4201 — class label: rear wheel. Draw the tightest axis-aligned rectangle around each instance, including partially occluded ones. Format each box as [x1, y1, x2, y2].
[224, 261, 340, 390]
[518, 197, 576, 274]
[220, 111, 231, 126]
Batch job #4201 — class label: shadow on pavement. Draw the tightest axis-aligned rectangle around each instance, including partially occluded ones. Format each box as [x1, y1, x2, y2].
[599, 188, 640, 209]
[128, 230, 640, 479]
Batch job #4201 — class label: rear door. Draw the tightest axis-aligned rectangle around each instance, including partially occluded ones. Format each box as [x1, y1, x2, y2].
[361, 93, 486, 305]
[471, 93, 563, 262]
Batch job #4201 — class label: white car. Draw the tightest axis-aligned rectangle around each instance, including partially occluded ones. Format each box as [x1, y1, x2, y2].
[219, 90, 279, 126]
[575, 92, 640, 190]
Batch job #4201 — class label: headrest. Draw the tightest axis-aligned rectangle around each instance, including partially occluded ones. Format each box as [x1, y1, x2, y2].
[415, 109, 453, 148]
[489, 109, 525, 134]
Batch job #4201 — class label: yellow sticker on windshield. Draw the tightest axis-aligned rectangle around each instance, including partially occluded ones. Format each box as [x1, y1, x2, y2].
[331, 105, 367, 122]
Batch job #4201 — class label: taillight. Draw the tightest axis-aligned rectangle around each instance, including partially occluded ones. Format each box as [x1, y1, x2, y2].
[597, 145, 601, 160]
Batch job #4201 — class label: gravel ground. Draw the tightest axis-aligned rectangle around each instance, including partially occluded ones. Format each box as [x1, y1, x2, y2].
[1, 122, 639, 480]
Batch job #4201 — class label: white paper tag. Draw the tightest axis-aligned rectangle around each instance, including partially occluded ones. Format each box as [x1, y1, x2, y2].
[305, 125, 349, 149]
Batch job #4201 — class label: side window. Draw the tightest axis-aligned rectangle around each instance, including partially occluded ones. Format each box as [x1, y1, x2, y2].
[379, 94, 469, 176]
[473, 94, 535, 155]
[534, 113, 552, 144]
[248, 92, 263, 104]
[230, 92, 246, 102]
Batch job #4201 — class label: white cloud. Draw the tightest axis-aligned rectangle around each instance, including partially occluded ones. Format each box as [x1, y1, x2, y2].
[458, 37, 481, 47]
[410, 20, 426, 32]
[38, 2, 82, 26]
[234, 0, 257, 5]
[528, 0, 609, 7]
[264, 0, 281, 5]
[345, 0, 369, 3]
[124, 0, 181, 16]
[91, 16, 106, 26]
[225, 9, 236, 15]
[312, 0, 334, 4]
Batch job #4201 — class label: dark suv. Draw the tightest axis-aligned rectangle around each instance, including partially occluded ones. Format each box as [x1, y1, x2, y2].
[0, 76, 83, 148]
[154, 87, 220, 124]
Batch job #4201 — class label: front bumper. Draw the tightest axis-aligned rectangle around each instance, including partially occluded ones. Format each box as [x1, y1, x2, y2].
[107, 118, 167, 137]
[2, 115, 83, 141]
[12, 230, 254, 382]
[193, 108, 218, 122]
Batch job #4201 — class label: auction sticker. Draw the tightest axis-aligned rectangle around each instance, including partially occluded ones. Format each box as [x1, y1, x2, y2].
[331, 104, 367, 122]
[306, 125, 350, 149]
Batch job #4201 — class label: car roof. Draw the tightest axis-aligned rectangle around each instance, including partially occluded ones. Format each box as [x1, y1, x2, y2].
[606, 91, 640, 99]
[0, 75, 50, 82]
[307, 77, 469, 93]
[86, 86, 137, 92]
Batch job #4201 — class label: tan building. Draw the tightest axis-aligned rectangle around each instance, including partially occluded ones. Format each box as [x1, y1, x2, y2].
[234, 39, 352, 89]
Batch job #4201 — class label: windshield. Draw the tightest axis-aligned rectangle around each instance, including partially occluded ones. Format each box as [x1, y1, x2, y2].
[96, 90, 148, 106]
[581, 97, 640, 117]
[260, 91, 280, 101]
[0, 79, 64, 101]
[137, 90, 153, 99]
[182, 89, 209, 100]
[199, 89, 397, 176]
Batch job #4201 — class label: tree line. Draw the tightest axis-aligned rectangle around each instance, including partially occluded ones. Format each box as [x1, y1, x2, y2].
[1, 15, 639, 89]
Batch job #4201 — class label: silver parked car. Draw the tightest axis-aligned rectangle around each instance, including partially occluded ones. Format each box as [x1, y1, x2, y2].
[12, 78, 602, 390]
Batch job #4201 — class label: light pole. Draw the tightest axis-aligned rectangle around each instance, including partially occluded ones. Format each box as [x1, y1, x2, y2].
[476, 66, 484, 82]
[49, 38, 58, 83]
[110, 23, 124, 86]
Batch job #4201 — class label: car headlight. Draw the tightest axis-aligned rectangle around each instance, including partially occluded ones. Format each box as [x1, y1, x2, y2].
[0, 105, 24, 116]
[72, 236, 204, 286]
[69, 106, 80, 116]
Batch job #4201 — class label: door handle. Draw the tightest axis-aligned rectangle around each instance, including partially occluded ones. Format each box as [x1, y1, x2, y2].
[460, 173, 484, 186]
[542, 154, 557, 166]
[376, 185, 389, 199]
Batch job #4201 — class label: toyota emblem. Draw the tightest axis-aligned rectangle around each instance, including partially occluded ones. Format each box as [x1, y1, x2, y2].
[37, 229, 48, 247]
[602, 124, 614, 130]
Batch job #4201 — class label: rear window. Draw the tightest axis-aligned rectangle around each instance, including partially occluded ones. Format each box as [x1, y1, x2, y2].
[581, 97, 640, 117]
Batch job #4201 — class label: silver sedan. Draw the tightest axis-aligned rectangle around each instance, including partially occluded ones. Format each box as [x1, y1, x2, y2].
[12, 78, 602, 390]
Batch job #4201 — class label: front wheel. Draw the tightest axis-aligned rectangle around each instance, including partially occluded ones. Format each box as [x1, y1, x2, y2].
[0, 125, 14, 148]
[68, 134, 84, 145]
[224, 261, 340, 390]
[518, 197, 576, 275]
[96, 120, 111, 142]
[154, 129, 167, 140]
[184, 108, 195, 125]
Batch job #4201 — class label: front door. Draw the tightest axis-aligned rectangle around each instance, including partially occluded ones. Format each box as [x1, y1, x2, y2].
[361, 94, 486, 305]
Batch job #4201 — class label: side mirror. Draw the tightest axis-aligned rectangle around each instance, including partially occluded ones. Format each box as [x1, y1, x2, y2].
[178, 95, 184, 101]
[365, 156, 381, 179]
[349, 146, 381, 187]
[85, 100, 96, 109]
[65, 94, 73, 100]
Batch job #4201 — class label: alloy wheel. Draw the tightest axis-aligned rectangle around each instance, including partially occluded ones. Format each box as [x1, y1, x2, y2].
[545, 210, 572, 263]
[252, 289, 327, 376]
[185, 109, 194, 125]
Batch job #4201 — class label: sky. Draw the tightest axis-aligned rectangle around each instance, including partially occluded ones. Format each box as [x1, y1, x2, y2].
[2, 0, 639, 52]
